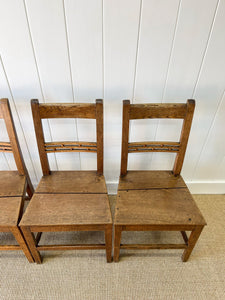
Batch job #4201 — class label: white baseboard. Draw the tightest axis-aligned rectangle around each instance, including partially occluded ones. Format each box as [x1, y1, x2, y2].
[106, 181, 225, 194]
[186, 181, 225, 194]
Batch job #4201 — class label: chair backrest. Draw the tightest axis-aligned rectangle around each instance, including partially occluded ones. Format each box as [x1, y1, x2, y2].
[31, 99, 104, 176]
[121, 99, 195, 176]
[0, 98, 27, 175]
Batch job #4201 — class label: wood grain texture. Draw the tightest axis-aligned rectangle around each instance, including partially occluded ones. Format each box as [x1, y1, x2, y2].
[37, 244, 106, 251]
[182, 225, 204, 262]
[31, 99, 50, 175]
[39, 103, 96, 119]
[118, 171, 187, 190]
[10, 226, 34, 263]
[173, 100, 195, 175]
[44, 141, 97, 153]
[129, 103, 187, 119]
[0, 171, 26, 197]
[0, 142, 12, 152]
[114, 189, 206, 226]
[20, 193, 112, 226]
[0, 197, 22, 227]
[35, 171, 107, 194]
[120, 100, 130, 176]
[20, 227, 42, 264]
[120, 244, 187, 250]
[96, 99, 104, 174]
[128, 141, 180, 153]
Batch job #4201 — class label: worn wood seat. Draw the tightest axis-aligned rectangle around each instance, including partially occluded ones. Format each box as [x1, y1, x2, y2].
[35, 171, 107, 194]
[20, 193, 112, 227]
[0, 99, 34, 262]
[0, 171, 26, 197]
[114, 100, 206, 262]
[0, 197, 23, 227]
[20, 99, 112, 263]
[118, 170, 187, 190]
[115, 189, 206, 226]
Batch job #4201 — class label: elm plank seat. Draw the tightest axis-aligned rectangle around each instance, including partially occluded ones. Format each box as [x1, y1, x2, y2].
[0, 98, 34, 262]
[114, 100, 206, 262]
[20, 99, 112, 263]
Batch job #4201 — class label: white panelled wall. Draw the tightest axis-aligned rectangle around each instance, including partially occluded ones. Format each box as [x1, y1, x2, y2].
[0, 0, 225, 193]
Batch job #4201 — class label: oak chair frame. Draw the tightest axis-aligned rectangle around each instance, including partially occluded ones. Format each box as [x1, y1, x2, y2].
[114, 99, 206, 262]
[0, 98, 34, 262]
[20, 99, 112, 263]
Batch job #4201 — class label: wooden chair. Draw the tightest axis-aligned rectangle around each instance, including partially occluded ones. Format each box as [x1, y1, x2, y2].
[0, 98, 34, 262]
[20, 99, 112, 263]
[114, 99, 206, 262]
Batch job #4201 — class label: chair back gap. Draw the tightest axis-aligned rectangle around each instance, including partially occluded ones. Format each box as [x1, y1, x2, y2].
[31, 99, 104, 176]
[120, 99, 195, 176]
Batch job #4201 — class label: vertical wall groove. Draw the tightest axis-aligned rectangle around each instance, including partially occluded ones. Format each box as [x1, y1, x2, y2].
[23, 0, 58, 171]
[190, 0, 221, 180]
[192, 89, 225, 178]
[0, 55, 38, 179]
[62, 0, 81, 170]
[149, 0, 182, 169]
[102, 0, 105, 100]
[0, 0, 224, 192]
[191, 0, 220, 99]
[161, 0, 182, 102]
[131, 0, 143, 104]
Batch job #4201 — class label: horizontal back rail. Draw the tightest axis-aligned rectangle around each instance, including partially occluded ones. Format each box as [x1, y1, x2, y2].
[0, 142, 12, 152]
[129, 103, 187, 119]
[128, 142, 180, 153]
[44, 141, 97, 153]
[39, 103, 96, 119]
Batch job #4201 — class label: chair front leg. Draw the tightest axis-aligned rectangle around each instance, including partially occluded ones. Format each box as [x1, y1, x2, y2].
[11, 226, 34, 263]
[114, 225, 122, 262]
[182, 225, 204, 262]
[105, 225, 112, 263]
[20, 226, 42, 264]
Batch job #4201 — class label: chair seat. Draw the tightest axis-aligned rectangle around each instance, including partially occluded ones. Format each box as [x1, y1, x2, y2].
[0, 171, 26, 197]
[20, 193, 112, 227]
[118, 171, 187, 190]
[0, 197, 22, 227]
[35, 171, 107, 194]
[115, 189, 206, 226]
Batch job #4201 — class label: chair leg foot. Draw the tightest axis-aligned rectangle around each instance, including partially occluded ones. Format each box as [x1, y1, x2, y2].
[182, 226, 204, 262]
[114, 225, 122, 262]
[105, 225, 112, 263]
[11, 226, 34, 263]
[20, 226, 42, 264]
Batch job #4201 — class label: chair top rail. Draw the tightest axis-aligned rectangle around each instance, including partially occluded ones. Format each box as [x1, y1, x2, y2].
[129, 102, 190, 119]
[37, 102, 97, 119]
